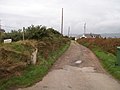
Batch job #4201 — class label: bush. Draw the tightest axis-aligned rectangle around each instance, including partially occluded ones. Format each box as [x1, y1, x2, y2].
[77, 38, 120, 55]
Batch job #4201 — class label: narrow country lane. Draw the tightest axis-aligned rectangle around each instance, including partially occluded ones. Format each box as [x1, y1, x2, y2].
[18, 41, 120, 90]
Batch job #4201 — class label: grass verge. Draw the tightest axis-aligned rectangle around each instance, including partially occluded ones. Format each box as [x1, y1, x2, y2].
[81, 43, 120, 81]
[92, 47, 120, 80]
[0, 42, 70, 90]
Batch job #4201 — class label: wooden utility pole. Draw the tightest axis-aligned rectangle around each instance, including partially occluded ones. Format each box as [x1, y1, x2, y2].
[0, 20, 1, 29]
[68, 26, 70, 37]
[84, 23, 86, 35]
[23, 27, 25, 41]
[61, 8, 63, 35]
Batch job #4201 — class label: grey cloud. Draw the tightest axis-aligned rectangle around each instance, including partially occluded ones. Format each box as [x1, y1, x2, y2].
[0, 0, 120, 34]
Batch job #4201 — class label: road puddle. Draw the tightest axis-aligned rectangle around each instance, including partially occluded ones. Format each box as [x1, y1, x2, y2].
[75, 60, 82, 64]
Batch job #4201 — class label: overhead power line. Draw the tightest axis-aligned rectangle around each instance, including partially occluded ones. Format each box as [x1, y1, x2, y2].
[0, 20, 20, 30]
[2, 25, 19, 29]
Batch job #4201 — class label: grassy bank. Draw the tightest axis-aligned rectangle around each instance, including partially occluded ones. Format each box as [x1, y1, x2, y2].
[0, 41, 70, 90]
[0, 25, 70, 90]
[77, 38, 120, 81]
[92, 47, 120, 80]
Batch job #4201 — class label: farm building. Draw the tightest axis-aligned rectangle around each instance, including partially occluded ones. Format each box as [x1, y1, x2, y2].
[0, 29, 5, 33]
[80, 33, 101, 38]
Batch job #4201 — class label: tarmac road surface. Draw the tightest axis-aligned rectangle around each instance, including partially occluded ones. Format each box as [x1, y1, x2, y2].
[18, 41, 120, 90]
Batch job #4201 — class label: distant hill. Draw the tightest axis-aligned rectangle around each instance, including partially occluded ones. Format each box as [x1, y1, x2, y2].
[101, 33, 120, 38]
[69, 33, 120, 38]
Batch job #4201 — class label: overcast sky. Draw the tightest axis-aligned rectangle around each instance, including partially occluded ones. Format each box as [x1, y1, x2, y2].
[0, 0, 120, 35]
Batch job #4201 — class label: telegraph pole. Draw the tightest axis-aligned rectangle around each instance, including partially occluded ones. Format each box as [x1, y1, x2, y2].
[84, 23, 86, 35]
[0, 20, 1, 29]
[0, 20, 1, 43]
[23, 27, 25, 41]
[68, 26, 70, 37]
[61, 8, 63, 35]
